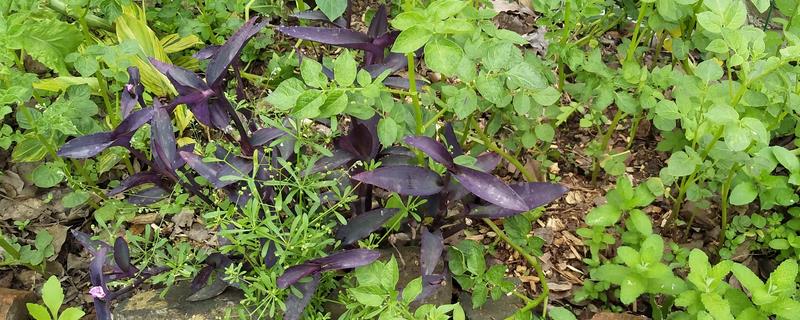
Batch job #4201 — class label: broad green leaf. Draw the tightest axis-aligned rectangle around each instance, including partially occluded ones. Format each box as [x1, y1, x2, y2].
[391, 11, 426, 30]
[12, 136, 48, 162]
[730, 181, 757, 205]
[534, 124, 555, 142]
[292, 90, 325, 119]
[475, 73, 504, 104]
[26, 303, 51, 320]
[383, 256, 399, 291]
[42, 276, 64, 318]
[701, 293, 734, 320]
[628, 209, 653, 235]
[317, 0, 348, 20]
[58, 307, 85, 320]
[427, 0, 467, 20]
[706, 104, 739, 125]
[585, 204, 622, 227]
[453, 87, 477, 119]
[697, 12, 723, 33]
[724, 125, 751, 152]
[548, 307, 577, 320]
[6, 18, 82, 75]
[318, 90, 348, 118]
[392, 26, 432, 53]
[300, 59, 327, 88]
[620, 274, 646, 304]
[532, 87, 561, 106]
[507, 63, 547, 89]
[402, 277, 423, 304]
[62, 191, 90, 208]
[655, 100, 681, 120]
[640, 234, 664, 264]
[766, 259, 797, 296]
[424, 37, 463, 76]
[267, 78, 306, 110]
[731, 264, 764, 293]
[665, 151, 698, 177]
[616, 246, 640, 268]
[333, 50, 357, 87]
[592, 264, 630, 285]
[32, 163, 64, 188]
[377, 117, 399, 146]
[772, 146, 800, 173]
[696, 60, 724, 83]
[348, 286, 384, 306]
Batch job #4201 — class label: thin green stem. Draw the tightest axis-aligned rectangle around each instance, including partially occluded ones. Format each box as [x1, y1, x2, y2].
[626, 2, 652, 63]
[0, 234, 20, 260]
[626, 113, 641, 150]
[469, 118, 538, 182]
[591, 110, 625, 184]
[406, 53, 423, 136]
[719, 164, 740, 240]
[484, 218, 548, 318]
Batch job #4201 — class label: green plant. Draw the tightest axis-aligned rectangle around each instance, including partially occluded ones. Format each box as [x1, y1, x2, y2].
[0, 230, 55, 273]
[448, 239, 516, 308]
[26, 276, 85, 320]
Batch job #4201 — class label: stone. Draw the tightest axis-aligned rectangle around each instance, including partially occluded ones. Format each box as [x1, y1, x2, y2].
[0, 288, 36, 320]
[112, 282, 245, 320]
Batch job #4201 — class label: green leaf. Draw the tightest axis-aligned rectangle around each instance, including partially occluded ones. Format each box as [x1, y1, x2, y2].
[706, 104, 739, 125]
[300, 58, 327, 88]
[32, 163, 64, 188]
[391, 11, 427, 30]
[267, 78, 306, 110]
[617, 247, 641, 268]
[6, 18, 82, 74]
[697, 12, 723, 33]
[453, 87, 477, 119]
[585, 204, 622, 227]
[696, 60, 724, 83]
[665, 151, 698, 177]
[592, 264, 630, 285]
[392, 26, 432, 53]
[317, 0, 348, 20]
[730, 181, 757, 205]
[701, 292, 734, 320]
[731, 263, 765, 293]
[628, 209, 653, 235]
[27, 303, 51, 320]
[772, 146, 800, 173]
[766, 258, 797, 296]
[427, 0, 467, 20]
[292, 90, 325, 119]
[42, 276, 63, 319]
[333, 50, 357, 87]
[402, 277, 423, 304]
[549, 307, 577, 320]
[724, 125, 751, 151]
[57, 307, 85, 320]
[507, 62, 547, 89]
[471, 284, 488, 308]
[640, 234, 665, 264]
[383, 256, 400, 291]
[62, 191, 90, 208]
[534, 124, 555, 142]
[620, 274, 647, 304]
[475, 73, 504, 104]
[424, 37, 463, 76]
[318, 90, 348, 118]
[12, 136, 48, 162]
[377, 117, 399, 147]
[348, 286, 385, 306]
[532, 87, 561, 106]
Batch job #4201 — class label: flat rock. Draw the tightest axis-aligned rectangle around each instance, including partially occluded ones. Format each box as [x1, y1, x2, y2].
[0, 287, 36, 320]
[112, 282, 245, 320]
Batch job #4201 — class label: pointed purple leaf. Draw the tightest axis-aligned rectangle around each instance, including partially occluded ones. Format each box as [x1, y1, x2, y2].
[179, 151, 223, 186]
[336, 208, 399, 245]
[365, 53, 408, 78]
[442, 123, 463, 156]
[148, 57, 209, 94]
[469, 182, 568, 218]
[58, 132, 115, 158]
[277, 263, 321, 289]
[121, 67, 144, 119]
[276, 26, 371, 45]
[112, 107, 154, 137]
[113, 237, 132, 273]
[127, 187, 169, 205]
[310, 149, 357, 174]
[454, 165, 528, 211]
[283, 274, 321, 320]
[206, 17, 268, 87]
[93, 299, 111, 320]
[186, 276, 230, 302]
[314, 249, 381, 271]
[420, 228, 443, 276]
[151, 103, 178, 172]
[71, 230, 112, 255]
[351, 165, 443, 196]
[367, 5, 389, 39]
[193, 45, 221, 60]
[292, 10, 348, 28]
[207, 97, 233, 129]
[191, 265, 214, 291]
[404, 136, 455, 170]
[264, 241, 277, 268]
[250, 127, 287, 146]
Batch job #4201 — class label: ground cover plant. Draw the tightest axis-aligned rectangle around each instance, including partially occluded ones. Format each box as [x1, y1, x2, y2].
[0, 0, 799, 319]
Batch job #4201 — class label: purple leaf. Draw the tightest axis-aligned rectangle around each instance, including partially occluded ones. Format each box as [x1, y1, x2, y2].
[277, 263, 321, 289]
[263, 241, 277, 268]
[314, 249, 381, 271]
[112, 107, 154, 137]
[121, 67, 144, 119]
[365, 53, 408, 78]
[193, 45, 221, 60]
[475, 152, 501, 173]
[454, 166, 528, 211]
[469, 182, 568, 218]
[107, 172, 162, 196]
[58, 132, 115, 159]
[420, 228, 443, 276]
[71, 230, 112, 255]
[404, 136, 455, 170]
[191, 265, 214, 291]
[337, 120, 379, 160]
[180, 151, 222, 186]
[206, 17, 268, 87]
[207, 97, 233, 129]
[186, 276, 229, 302]
[88, 247, 109, 292]
[148, 57, 209, 94]
[310, 149, 357, 174]
[367, 5, 388, 39]
[351, 165, 443, 196]
[250, 127, 287, 147]
[151, 103, 178, 172]
[442, 123, 463, 156]
[113, 237, 132, 273]
[276, 26, 371, 46]
[336, 208, 399, 245]
[127, 187, 169, 205]
[283, 274, 321, 320]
